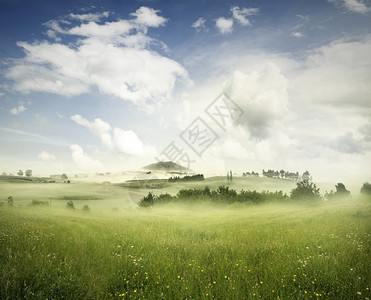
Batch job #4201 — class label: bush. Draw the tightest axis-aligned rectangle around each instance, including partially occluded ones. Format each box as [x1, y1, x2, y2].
[66, 200, 75, 209]
[7, 196, 14, 206]
[82, 204, 90, 212]
[31, 200, 49, 206]
[290, 180, 321, 201]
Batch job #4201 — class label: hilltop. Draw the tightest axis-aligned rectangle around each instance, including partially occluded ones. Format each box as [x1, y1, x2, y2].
[142, 161, 191, 173]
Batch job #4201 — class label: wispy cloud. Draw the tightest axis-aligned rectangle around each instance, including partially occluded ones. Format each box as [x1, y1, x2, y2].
[191, 17, 207, 32]
[10, 105, 27, 115]
[292, 31, 303, 38]
[0, 127, 46, 139]
[230, 6, 259, 26]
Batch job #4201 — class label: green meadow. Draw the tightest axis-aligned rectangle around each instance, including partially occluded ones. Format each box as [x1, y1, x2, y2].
[0, 178, 370, 299]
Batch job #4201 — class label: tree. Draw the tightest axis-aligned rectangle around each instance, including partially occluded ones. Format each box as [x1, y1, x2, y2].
[7, 196, 14, 206]
[25, 169, 32, 177]
[138, 192, 155, 208]
[327, 183, 351, 200]
[61, 174, 68, 180]
[17, 170, 23, 176]
[290, 180, 321, 201]
[360, 182, 371, 197]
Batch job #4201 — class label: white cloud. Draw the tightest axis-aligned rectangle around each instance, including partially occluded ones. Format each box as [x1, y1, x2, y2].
[191, 17, 207, 32]
[130, 6, 167, 28]
[70, 144, 103, 170]
[38, 151, 56, 161]
[10, 105, 27, 115]
[0, 92, 5, 98]
[6, 7, 188, 113]
[215, 17, 233, 34]
[71, 114, 112, 147]
[343, 0, 370, 14]
[329, 0, 370, 14]
[292, 32, 303, 38]
[230, 6, 259, 26]
[113, 128, 156, 156]
[70, 114, 156, 157]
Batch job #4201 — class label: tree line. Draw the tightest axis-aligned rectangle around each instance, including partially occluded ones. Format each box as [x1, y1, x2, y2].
[139, 180, 371, 208]
[168, 174, 204, 182]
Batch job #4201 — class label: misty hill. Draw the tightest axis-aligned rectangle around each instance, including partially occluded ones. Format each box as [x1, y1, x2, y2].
[143, 161, 191, 173]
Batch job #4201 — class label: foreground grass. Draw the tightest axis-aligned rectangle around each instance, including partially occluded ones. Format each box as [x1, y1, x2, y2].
[0, 200, 370, 299]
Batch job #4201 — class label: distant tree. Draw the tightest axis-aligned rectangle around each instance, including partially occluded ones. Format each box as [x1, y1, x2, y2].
[280, 169, 285, 178]
[328, 183, 351, 200]
[7, 196, 14, 206]
[290, 180, 321, 201]
[335, 183, 350, 195]
[1, 172, 7, 176]
[66, 200, 75, 209]
[17, 170, 23, 176]
[82, 204, 90, 212]
[360, 182, 371, 197]
[25, 169, 32, 177]
[61, 174, 68, 180]
[138, 192, 155, 208]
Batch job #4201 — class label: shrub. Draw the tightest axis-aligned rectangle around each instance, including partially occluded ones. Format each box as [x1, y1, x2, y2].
[7, 196, 14, 206]
[31, 200, 49, 206]
[66, 200, 75, 209]
[82, 204, 90, 212]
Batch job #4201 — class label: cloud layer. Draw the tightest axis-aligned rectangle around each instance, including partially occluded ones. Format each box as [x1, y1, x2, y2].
[6, 7, 188, 112]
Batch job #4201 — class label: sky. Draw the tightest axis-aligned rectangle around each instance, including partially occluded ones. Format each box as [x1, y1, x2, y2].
[0, 0, 370, 184]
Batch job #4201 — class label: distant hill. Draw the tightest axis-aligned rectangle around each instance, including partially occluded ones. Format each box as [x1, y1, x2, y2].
[143, 161, 190, 172]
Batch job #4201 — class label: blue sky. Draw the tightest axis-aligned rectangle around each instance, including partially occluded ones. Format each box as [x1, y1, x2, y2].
[0, 0, 370, 183]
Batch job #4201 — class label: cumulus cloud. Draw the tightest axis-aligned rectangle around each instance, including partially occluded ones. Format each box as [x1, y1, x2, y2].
[10, 105, 27, 115]
[230, 6, 259, 26]
[6, 7, 188, 112]
[70, 144, 103, 170]
[223, 63, 289, 139]
[130, 6, 167, 27]
[38, 151, 56, 161]
[215, 17, 233, 34]
[70, 114, 155, 156]
[191, 17, 207, 32]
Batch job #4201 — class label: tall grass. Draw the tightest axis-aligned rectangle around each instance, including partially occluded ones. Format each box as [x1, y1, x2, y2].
[0, 199, 369, 299]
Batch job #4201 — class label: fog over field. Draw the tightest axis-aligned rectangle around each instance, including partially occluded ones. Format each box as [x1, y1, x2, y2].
[0, 0, 370, 299]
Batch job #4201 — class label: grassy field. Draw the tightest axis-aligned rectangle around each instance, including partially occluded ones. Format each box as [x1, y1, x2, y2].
[0, 194, 370, 299]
